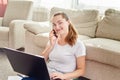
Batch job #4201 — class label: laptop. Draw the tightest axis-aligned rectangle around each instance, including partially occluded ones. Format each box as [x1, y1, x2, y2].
[3, 47, 50, 80]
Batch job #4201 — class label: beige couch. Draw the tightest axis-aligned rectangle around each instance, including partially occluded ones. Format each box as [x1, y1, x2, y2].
[0, 0, 33, 49]
[24, 7, 120, 80]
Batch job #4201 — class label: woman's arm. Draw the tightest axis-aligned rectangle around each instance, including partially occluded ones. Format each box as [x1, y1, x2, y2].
[64, 56, 86, 79]
[41, 30, 57, 61]
[41, 44, 53, 61]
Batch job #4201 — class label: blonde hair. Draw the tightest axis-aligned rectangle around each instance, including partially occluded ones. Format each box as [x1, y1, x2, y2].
[53, 12, 78, 46]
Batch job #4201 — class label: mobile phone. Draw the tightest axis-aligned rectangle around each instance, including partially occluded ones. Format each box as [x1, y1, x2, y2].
[53, 29, 58, 38]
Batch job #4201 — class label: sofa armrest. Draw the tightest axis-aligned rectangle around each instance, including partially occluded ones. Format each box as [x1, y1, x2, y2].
[24, 21, 51, 35]
[0, 17, 3, 26]
[9, 20, 32, 49]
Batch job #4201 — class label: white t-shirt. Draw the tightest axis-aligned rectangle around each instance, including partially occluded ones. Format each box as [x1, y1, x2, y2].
[47, 39, 86, 74]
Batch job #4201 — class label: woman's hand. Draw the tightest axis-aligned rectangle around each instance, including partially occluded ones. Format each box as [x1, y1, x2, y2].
[41, 30, 58, 61]
[49, 30, 57, 47]
[50, 72, 65, 80]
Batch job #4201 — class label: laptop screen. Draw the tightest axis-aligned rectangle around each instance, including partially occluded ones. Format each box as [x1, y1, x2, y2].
[3, 47, 50, 80]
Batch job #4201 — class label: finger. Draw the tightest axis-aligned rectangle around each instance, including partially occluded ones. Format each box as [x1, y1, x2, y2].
[50, 73, 57, 78]
[49, 32, 53, 38]
[49, 31, 52, 36]
[53, 76, 60, 80]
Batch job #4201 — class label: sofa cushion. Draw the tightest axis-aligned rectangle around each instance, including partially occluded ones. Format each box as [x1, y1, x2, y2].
[24, 21, 51, 35]
[34, 33, 49, 48]
[84, 38, 120, 68]
[3, 0, 33, 27]
[78, 35, 92, 40]
[50, 7, 99, 37]
[96, 9, 120, 40]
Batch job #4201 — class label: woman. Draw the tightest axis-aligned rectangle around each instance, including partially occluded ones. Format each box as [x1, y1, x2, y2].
[41, 12, 86, 80]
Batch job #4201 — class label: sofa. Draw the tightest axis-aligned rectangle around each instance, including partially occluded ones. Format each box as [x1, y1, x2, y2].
[0, 0, 33, 49]
[24, 7, 120, 80]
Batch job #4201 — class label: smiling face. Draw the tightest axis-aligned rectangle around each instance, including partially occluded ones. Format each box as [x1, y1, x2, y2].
[52, 14, 70, 36]
[51, 12, 78, 46]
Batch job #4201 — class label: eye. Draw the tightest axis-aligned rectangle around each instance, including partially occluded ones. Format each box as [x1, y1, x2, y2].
[58, 22, 63, 25]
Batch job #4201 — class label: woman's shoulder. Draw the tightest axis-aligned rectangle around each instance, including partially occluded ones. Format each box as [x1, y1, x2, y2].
[76, 39, 84, 45]
[73, 39, 85, 48]
[73, 39, 86, 56]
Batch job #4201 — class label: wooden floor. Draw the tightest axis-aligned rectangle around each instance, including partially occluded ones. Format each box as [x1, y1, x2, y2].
[0, 50, 16, 80]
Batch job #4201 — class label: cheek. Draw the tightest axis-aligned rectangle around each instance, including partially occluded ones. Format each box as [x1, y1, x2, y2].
[60, 26, 68, 34]
[59, 23, 69, 33]
[63, 24, 69, 31]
